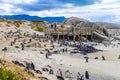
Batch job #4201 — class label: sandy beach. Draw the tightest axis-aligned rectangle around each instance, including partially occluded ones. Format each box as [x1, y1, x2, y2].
[0, 37, 120, 80]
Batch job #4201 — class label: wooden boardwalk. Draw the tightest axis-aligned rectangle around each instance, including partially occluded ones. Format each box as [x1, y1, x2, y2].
[45, 26, 95, 41]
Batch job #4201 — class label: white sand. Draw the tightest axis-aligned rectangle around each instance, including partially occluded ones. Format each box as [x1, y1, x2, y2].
[0, 41, 119, 80]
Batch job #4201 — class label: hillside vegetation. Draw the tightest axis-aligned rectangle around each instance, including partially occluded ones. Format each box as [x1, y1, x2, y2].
[0, 60, 37, 80]
[0, 68, 17, 80]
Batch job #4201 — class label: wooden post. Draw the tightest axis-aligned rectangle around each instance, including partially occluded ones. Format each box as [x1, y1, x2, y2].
[85, 28, 88, 41]
[81, 27, 83, 42]
[91, 24, 94, 42]
[67, 28, 70, 41]
[73, 27, 76, 42]
[88, 28, 90, 41]
[62, 27, 64, 40]
[57, 29, 59, 41]
[79, 27, 81, 42]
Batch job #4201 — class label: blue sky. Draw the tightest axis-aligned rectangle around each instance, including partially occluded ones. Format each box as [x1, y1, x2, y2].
[0, 0, 120, 24]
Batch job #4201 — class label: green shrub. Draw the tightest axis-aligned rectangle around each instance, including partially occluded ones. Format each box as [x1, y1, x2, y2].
[0, 68, 17, 80]
[36, 27, 44, 32]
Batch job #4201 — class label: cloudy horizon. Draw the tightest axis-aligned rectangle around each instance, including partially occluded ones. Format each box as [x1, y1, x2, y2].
[0, 0, 120, 24]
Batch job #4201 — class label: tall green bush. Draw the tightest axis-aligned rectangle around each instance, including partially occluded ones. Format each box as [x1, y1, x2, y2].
[0, 68, 17, 80]
[36, 27, 44, 32]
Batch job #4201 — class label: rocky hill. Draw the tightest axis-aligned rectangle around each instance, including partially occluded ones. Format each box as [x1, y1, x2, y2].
[96, 22, 120, 29]
[64, 17, 109, 41]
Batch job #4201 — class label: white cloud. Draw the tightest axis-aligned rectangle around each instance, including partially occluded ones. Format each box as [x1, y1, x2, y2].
[0, 0, 37, 4]
[0, 4, 13, 13]
[0, 0, 120, 24]
[101, 0, 119, 4]
[30, 0, 119, 23]
[64, 3, 74, 8]
[0, 3, 23, 15]
[28, 2, 120, 18]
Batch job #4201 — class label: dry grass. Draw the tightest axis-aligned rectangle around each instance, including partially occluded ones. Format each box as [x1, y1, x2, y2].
[0, 59, 38, 80]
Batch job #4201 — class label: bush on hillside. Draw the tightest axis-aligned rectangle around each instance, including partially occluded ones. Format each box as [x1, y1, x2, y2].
[36, 26, 44, 32]
[0, 68, 17, 80]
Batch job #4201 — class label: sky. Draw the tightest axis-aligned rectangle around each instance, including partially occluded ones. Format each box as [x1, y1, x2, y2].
[0, 0, 120, 24]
